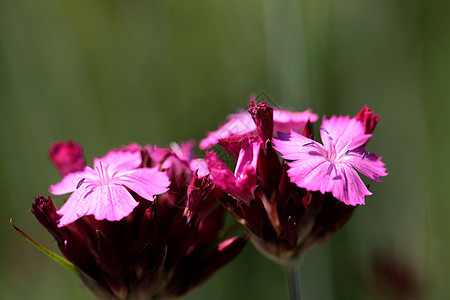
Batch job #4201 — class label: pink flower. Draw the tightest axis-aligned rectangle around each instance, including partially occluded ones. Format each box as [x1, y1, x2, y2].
[200, 103, 318, 149]
[50, 150, 170, 227]
[27, 141, 247, 299]
[274, 114, 387, 205]
[205, 101, 357, 262]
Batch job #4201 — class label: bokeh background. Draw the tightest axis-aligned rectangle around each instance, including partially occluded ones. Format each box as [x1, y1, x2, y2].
[1, 0, 449, 299]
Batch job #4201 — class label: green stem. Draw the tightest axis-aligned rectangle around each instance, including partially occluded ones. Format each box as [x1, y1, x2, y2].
[284, 262, 302, 300]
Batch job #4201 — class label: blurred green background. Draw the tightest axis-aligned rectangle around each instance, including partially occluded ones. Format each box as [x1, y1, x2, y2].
[1, 0, 449, 299]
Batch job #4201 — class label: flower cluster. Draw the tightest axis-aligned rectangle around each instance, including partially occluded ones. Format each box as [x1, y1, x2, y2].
[31, 141, 246, 300]
[19, 99, 387, 299]
[202, 101, 387, 263]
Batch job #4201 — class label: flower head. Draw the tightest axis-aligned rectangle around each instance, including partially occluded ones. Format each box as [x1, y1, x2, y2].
[274, 113, 387, 205]
[29, 142, 246, 300]
[204, 101, 384, 264]
[50, 150, 170, 227]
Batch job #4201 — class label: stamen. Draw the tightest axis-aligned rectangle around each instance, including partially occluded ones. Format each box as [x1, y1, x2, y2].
[361, 152, 366, 160]
[76, 178, 86, 189]
[303, 142, 315, 147]
[319, 127, 329, 134]
[327, 163, 334, 175]
[99, 161, 105, 180]
[96, 161, 110, 184]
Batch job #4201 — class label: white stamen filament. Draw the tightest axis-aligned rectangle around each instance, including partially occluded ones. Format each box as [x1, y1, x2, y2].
[96, 161, 111, 186]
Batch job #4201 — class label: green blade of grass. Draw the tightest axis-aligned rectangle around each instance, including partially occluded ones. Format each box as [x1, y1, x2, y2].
[10, 218, 81, 277]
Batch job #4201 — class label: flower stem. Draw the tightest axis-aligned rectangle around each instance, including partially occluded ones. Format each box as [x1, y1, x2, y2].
[284, 262, 302, 300]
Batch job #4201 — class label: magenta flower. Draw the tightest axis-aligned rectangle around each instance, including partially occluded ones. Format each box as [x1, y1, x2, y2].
[199, 101, 318, 149]
[204, 101, 358, 264]
[50, 149, 170, 227]
[274, 114, 387, 205]
[202, 101, 388, 299]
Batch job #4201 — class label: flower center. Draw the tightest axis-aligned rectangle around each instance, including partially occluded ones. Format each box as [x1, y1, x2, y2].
[95, 161, 111, 186]
[75, 161, 116, 190]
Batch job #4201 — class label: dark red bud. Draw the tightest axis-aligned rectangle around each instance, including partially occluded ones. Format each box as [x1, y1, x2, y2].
[301, 119, 314, 139]
[247, 101, 274, 142]
[31, 195, 64, 241]
[257, 141, 283, 191]
[218, 134, 252, 160]
[48, 140, 85, 176]
[356, 105, 379, 134]
[185, 171, 216, 223]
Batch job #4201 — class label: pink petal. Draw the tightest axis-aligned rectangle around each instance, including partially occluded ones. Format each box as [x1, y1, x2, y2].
[170, 140, 195, 162]
[330, 164, 372, 205]
[234, 163, 257, 204]
[273, 109, 318, 132]
[273, 130, 323, 161]
[56, 189, 89, 227]
[190, 158, 210, 177]
[206, 151, 236, 188]
[200, 111, 256, 149]
[234, 141, 259, 181]
[49, 168, 96, 195]
[206, 152, 239, 197]
[320, 116, 371, 152]
[285, 155, 330, 192]
[116, 167, 170, 200]
[94, 150, 142, 173]
[88, 185, 139, 221]
[57, 185, 139, 227]
[342, 151, 388, 182]
[286, 159, 371, 205]
[206, 151, 253, 204]
[232, 141, 259, 203]
[120, 142, 143, 153]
